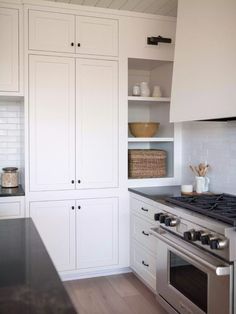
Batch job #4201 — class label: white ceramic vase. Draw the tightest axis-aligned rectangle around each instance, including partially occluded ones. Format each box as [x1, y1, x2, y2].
[140, 82, 150, 97]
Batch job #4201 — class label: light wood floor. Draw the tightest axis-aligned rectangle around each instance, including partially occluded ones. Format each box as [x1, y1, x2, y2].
[64, 272, 167, 314]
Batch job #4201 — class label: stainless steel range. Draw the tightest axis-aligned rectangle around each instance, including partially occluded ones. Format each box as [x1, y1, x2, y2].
[150, 193, 236, 314]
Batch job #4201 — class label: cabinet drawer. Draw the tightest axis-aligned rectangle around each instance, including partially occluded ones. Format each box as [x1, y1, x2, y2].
[0, 199, 24, 219]
[131, 240, 156, 291]
[131, 214, 157, 254]
[130, 197, 158, 222]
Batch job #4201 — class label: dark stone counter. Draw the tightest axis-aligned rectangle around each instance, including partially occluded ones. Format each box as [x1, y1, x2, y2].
[0, 218, 77, 314]
[128, 185, 182, 201]
[0, 184, 25, 197]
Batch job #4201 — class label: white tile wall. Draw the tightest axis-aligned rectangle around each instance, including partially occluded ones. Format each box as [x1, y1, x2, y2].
[0, 101, 24, 184]
[181, 121, 236, 194]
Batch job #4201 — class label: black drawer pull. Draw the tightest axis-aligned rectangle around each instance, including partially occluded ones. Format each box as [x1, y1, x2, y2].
[78, 180, 81, 184]
[142, 231, 149, 236]
[71, 180, 75, 184]
[78, 206, 81, 210]
[77, 43, 81, 47]
[142, 260, 149, 267]
[141, 207, 148, 212]
[71, 206, 75, 210]
[71, 42, 74, 46]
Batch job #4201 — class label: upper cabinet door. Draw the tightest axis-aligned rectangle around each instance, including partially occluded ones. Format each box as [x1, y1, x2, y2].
[170, 0, 236, 122]
[76, 16, 118, 56]
[29, 10, 75, 53]
[29, 55, 75, 191]
[76, 59, 118, 189]
[0, 8, 19, 92]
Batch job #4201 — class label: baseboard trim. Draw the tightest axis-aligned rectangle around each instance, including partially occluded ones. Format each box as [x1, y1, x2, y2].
[61, 267, 132, 281]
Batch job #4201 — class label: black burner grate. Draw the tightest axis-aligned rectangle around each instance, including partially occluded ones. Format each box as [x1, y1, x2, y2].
[165, 194, 236, 226]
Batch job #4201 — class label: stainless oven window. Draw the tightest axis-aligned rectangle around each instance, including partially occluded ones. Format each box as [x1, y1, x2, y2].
[169, 251, 208, 312]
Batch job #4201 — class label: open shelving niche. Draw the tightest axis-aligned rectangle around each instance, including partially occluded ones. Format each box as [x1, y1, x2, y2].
[128, 58, 181, 188]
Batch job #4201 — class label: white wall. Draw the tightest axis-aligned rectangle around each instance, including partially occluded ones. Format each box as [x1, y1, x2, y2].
[0, 101, 24, 183]
[181, 121, 236, 194]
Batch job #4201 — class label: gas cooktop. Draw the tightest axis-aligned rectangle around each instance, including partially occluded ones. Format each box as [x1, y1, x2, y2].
[165, 193, 236, 226]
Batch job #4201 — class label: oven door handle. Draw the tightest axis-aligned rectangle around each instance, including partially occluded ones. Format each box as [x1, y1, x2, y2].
[150, 227, 231, 277]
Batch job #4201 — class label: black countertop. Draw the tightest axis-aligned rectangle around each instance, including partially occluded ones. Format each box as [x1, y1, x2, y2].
[128, 185, 182, 201]
[0, 185, 25, 197]
[0, 218, 77, 314]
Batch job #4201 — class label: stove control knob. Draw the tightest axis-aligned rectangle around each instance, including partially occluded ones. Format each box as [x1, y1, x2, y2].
[154, 213, 163, 221]
[200, 234, 213, 245]
[195, 230, 205, 241]
[183, 229, 196, 241]
[165, 217, 179, 227]
[159, 214, 168, 224]
[210, 238, 228, 250]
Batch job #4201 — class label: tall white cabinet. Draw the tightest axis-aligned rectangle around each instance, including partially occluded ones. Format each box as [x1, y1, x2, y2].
[0, 7, 19, 93]
[29, 55, 118, 191]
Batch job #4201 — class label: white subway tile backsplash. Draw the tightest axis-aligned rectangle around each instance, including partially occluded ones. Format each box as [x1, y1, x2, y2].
[182, 121, 236, 194]
[0, 101, 24, 182]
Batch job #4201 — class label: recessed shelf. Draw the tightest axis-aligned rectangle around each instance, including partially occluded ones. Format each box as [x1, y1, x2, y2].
[128, 137, 174, 142]
[128, 96, 170, 102]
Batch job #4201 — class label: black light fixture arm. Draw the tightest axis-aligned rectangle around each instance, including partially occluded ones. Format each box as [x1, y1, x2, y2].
[147, 35, 172, 45]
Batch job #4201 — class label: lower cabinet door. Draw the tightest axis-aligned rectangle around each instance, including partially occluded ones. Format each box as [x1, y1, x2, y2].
[30, 200, 76, 272]
[76, 197, 118, 269]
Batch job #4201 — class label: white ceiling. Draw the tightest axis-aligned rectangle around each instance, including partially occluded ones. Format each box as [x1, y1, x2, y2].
[50, 0, 178, 17]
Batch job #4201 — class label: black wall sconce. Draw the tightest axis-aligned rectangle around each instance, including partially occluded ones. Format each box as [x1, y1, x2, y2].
[147, 36, 172, 45]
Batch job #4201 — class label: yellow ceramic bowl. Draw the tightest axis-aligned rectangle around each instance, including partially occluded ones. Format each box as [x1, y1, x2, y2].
[128, 122, 160, 137]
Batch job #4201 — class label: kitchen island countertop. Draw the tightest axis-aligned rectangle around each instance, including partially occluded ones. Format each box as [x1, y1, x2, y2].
[0, 218, 77, 314]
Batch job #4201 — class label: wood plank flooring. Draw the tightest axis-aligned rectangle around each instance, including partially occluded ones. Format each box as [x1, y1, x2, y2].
[64, 273, 167, 314]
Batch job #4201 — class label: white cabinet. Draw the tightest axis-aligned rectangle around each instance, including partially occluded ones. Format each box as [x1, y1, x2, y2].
[29, 10, 75, 53]
[0, 197, 24, 219]
[170, 0, 236, 122]
[76, 16, 118, 56]
[30, 200, 76, 272]
[0, 7, 19, 92]
[76, 198, 118, 269]
[29, 55, 76, 191]
[28, 10, 118, 56]
[30, 197, 118, 272]
[29, 55, 118, 191]
[76, 59, 118, 189]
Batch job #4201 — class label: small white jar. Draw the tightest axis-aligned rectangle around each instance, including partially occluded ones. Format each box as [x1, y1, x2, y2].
[132, 84, 141, 96]
[140, 82, 150, 97]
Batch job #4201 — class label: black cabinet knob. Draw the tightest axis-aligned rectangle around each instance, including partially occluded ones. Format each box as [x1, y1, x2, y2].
[72, 206, 75, 210]
[71, 180, 75, 184]
[142, 231, 149, 236]
[78, 180, 81, 184]
[71, 42, 74, 46]
[77, 43, 81, 47]
[78, 206, 81, 210]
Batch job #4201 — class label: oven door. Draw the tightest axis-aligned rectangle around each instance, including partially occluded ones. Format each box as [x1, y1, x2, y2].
[150, 227, 233, 314]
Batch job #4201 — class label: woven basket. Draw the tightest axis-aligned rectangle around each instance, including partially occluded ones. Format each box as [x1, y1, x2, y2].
[128, 149, 166, 179]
